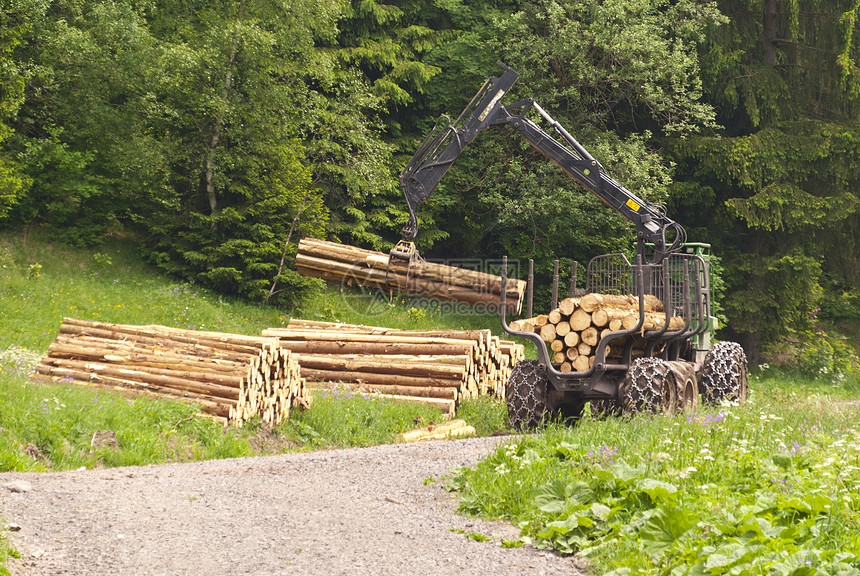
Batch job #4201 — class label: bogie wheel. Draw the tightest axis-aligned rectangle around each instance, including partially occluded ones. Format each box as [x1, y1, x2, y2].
[676, 375, 699, 413]
[619, 357, 678, 415]
[505, 360, 550, 431]
[667, 361, 699, 414]
[700, 342, 749, 405]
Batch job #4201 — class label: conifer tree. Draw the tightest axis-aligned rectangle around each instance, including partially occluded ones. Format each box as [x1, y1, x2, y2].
[669, 0, 860, 361]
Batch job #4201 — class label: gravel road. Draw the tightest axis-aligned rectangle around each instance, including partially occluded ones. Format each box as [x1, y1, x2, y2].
[1, 436, 582, 576]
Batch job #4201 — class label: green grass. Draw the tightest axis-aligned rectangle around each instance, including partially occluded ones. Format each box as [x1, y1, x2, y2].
[277, 391, 510, 448]
[0, 229, 288, 352]
[5, 227, 860, 575]
[0, 361, 257, 471]
[447, 373, 860, 575]
[0, 227, 511, 472]
[0, 227, 511, 348]
[292, 274, 512, 332]
[453, 395, 511, 436]
[0, 531, 19, 576]
[280, 385, 452, 448]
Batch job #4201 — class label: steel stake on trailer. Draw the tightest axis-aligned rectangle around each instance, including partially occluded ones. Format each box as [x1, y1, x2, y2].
[527, 259, 534, 319]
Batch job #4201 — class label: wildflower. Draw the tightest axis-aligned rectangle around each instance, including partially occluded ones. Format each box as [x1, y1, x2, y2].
[678, 466, 697, 478]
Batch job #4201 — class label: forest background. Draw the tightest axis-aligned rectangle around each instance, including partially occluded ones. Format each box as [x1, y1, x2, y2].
[0, 0, 858, 370]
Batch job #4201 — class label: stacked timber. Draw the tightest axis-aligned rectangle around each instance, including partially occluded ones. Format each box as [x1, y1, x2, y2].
[33, 318, 308, 427]
[295, 237, 527, 314]
[509, 293, 683, 372]
[261, 319, 525, 415]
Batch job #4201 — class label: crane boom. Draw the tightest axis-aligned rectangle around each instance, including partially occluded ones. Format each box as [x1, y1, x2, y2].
[397, 63, 685, 262]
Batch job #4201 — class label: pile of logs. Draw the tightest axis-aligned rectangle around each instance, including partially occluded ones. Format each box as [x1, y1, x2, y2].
[509, 293, 683, 372]
[261, 319, 525, 416]
[33, 318, 309, 427]
[295, 237, 526, 314]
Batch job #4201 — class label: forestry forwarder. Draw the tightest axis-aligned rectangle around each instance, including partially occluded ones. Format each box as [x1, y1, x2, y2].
[396, 63, 749, 430]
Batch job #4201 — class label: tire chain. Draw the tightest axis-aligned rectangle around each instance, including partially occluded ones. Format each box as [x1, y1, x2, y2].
[700, 341, 749, 404]
[619, 357, 676, 414]
[505, 360, 549, 431]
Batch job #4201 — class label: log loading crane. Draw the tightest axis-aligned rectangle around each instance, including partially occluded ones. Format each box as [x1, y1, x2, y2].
[396, 63, 748, 429]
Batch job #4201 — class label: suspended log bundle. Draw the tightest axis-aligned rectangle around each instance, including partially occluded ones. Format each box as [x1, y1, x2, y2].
[33, 318, 309, 427]
[295, 238, 527, 314]
[262, 319, 525, 415]
[509, 294, 683, 372]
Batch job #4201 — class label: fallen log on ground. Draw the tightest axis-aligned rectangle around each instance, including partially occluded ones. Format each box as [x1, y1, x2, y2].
[394, 419, 476, 442]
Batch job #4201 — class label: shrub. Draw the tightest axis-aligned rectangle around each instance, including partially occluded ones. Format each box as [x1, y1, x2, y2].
[795, 329, 859, 384]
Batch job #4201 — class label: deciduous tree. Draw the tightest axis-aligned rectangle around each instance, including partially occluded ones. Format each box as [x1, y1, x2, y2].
[413, 0, 724, 276]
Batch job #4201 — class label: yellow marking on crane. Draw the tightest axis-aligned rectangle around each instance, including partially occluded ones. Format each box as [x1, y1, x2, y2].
[626, 199, 641, 212]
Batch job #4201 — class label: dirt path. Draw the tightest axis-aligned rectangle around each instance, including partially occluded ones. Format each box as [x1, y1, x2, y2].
[1, 437, 581, 576]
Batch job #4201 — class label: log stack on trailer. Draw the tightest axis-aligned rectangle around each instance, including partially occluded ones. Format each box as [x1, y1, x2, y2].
[33, 318, 308, 426]
[509, 293, 684, 372]
[261, 319, 525, 416]
[295, 237, 527, 314]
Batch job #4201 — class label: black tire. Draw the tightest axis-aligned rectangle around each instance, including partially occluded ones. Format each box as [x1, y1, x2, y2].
[700, 341, 749, 405]
[667, 361, 699, 414]
[505, 360, 550, 431]
[675, 371, 700, 413]
[619, 357, 678, 415]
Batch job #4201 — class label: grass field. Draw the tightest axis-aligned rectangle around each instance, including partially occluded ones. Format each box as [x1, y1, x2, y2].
[0, 227, 509, 473]
[448, 377, 860, 574]
[1, 227, 859, 575]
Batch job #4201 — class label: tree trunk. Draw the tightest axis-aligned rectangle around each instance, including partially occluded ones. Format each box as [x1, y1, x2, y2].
[205, 24, 240, 217]
[268, 187, 313, 301]
[295, 238, 526, 313]
[763, 0, 778, 67]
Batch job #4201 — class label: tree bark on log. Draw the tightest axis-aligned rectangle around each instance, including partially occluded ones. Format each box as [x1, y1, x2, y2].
[507, 292, 686, 373]
[579, 292, 663, 313]
[33, 365, 234, 418]
[36, 318, 308, 427]
[296, 238, 526, 313]
[303, 380, 458, 401]
[300, 368, 464, 390]
[270, 319, 524, 410]
[395, 419, 476, 442]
